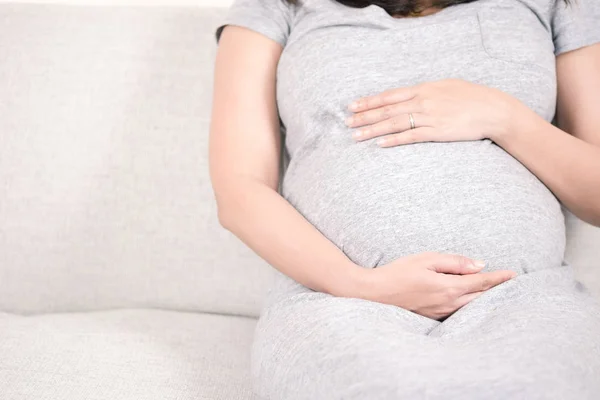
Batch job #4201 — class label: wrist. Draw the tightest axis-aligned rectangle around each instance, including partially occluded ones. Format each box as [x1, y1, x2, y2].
[492, 94, 540, 145]
[325, 261, 373, 300]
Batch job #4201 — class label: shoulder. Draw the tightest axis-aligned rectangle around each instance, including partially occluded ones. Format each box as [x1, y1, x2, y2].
[216, 0, 304, 47]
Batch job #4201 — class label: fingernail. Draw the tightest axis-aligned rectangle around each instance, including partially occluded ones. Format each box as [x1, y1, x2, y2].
[377, 138, 386, 146]
[470, 260, 486, 270]
[345, 117, 354, 126]
[349, 102, 359, 111]
[352, 130, 363, 140]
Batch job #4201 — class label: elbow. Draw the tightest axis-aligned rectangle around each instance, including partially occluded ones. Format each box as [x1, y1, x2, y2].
[588, 192, 600, 228]
[215, 189, 243, 232]
[591, 207, 600, 228]
[211, 178, 238, 231]
[567, 185, 600, 228]
[216, 202, 235, 231]
[583, 216, 600, 229]
[573, 202, 600, 229]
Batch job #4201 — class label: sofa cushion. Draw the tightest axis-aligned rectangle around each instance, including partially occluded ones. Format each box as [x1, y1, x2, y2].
[0, 309, 257, 400]
[0, 4, 273, 317]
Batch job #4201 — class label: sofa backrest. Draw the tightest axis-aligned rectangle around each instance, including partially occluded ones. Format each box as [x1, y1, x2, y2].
[0, 4, 275, 317]
[0, 4, 598, 318]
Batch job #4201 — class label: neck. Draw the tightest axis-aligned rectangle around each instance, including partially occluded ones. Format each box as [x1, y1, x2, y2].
[393, 5, 443, 18]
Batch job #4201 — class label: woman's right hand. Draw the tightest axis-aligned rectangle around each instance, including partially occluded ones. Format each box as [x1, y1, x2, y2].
[354, 252, 517, 320]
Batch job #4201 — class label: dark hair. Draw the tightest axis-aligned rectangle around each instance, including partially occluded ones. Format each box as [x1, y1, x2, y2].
[284, 0, 570, 17]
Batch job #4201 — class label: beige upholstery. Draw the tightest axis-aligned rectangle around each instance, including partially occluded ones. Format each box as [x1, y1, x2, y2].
[0, 4, 272, 318]
[0, 4, 598, 400]
[565, 210, 600, 298]
[0, 310, 258, 400]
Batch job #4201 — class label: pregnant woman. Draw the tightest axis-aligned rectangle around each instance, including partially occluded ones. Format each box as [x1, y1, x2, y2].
[210, 0, 600, 398]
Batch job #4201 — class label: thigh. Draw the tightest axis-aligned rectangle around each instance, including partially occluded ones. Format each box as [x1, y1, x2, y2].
[431, 266, 600, 400]
[253, 268, 600, 400]
[253, 270, 443, 400]
[432, 266, 600, 338]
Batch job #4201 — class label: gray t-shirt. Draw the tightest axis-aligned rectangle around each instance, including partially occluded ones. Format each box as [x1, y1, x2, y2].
[215, 0, 600, 274]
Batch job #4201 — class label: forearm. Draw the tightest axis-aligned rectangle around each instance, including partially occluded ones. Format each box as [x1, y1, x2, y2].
[216, 179, 366, 297]
[494, 111, 600, 227]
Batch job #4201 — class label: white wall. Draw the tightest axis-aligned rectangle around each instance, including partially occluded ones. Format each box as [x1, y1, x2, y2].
[0, 0, 232, 5]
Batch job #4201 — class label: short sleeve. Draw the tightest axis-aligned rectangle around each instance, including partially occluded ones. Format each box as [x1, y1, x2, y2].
[215, 0, 295, 47]
[551, 0, 600, 56]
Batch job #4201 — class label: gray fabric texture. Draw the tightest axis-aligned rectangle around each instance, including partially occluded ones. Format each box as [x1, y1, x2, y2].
[0, 309, 258, 400]
[216, 0, 600, 398]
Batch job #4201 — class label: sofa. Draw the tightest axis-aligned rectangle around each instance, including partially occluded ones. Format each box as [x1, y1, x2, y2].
[0, 3, 599, 399]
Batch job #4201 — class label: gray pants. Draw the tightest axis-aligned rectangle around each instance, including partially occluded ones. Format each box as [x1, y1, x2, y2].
[251, 265, 600, 399]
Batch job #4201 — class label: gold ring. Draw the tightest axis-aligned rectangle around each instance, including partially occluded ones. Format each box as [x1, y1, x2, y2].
[409, 113, 416, 130]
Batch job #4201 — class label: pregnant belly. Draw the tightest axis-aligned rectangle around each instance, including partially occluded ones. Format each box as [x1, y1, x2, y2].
[282, 139, 566, 274]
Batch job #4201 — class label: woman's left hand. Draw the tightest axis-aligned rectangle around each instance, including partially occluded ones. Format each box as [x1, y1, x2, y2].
[346, 79, 530, 147]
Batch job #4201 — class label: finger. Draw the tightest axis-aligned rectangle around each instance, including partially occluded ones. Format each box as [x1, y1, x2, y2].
[349, 86, 418, 112]
[377, 127, 438, 147]
[458, 270, 518, 294]
[426, 253, 486, 275]
[353, 113, 431, 141]
[453, 290, 484, 310]
[346, 99, 421, 129]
